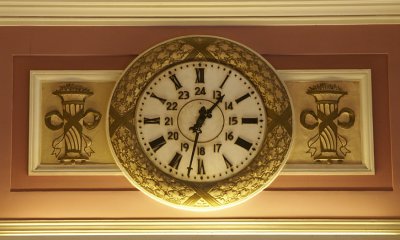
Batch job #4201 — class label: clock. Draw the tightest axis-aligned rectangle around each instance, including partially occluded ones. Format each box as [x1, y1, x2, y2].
[135, 60, 267, 183]
[107, 36, 292, 211]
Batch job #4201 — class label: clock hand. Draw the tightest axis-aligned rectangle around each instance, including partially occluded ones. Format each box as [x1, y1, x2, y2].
[187, 95, 225, 177]
[189, 95, 225, 133]
[189, 106, 207, 134]
[205, 94, 225, 118]
[187, 130, 200, 177]
[187, 106, 206, 177]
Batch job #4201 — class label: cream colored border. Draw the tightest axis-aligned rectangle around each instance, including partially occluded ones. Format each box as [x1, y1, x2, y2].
[0, 0, 400, 26]
[0, 219, 399, 236]
[30, 69, 374, 176]
[279, 69, 374, 175]
[29, 70, 122, 176]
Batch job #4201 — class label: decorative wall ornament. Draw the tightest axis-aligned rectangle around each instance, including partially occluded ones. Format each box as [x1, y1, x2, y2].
[300, 83, 355, 163]
[29, 70, 121, 175]
[44, 83, 101, 163]
[280, 69, 374, 175]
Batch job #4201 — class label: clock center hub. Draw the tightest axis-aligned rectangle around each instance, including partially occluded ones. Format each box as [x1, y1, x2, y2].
[177, 99, 224, 143]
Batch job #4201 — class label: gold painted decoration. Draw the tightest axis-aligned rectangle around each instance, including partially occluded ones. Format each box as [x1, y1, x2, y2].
[29, 70, 121, 175]
[107, 36, 293, 210]
[300, 83, 355, 163]
[281, 70, 374, 175]
[45, 83, 102, 163]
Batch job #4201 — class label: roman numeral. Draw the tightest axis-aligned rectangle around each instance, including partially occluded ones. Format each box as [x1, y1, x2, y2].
[150, 93, 166, 104]
[144, 117, 161, 124]
[169, 74, 183, 90]
[234, 137, 252, 151]
[235, 93, 251, 104]
[168, 152, 182, 170]
[219, 70, 231, 89]
[242, 117, 258, 124]
[149, 136, 166, 152]
[195, 68, 205, 83]
[197, 158, 205, 175]
[222, 154, 233, 169]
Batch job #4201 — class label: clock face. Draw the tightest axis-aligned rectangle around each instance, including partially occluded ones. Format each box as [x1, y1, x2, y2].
[135, 61, 267, 182]
[108, 35, 292, 210]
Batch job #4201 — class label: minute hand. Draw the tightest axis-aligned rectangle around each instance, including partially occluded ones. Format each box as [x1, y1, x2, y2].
[186, 94, 225, 177]
[187, 130, 200, 177]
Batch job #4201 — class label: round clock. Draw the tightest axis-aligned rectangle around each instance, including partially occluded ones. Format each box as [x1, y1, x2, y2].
[107, 36, 293, 211]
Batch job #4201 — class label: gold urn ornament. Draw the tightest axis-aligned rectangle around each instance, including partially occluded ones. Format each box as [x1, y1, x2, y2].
[45, 83, 102, 163]
[300, 83, 355, 163]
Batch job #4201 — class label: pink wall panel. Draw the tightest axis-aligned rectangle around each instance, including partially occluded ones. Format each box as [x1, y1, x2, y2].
[0, 26, 399, 219]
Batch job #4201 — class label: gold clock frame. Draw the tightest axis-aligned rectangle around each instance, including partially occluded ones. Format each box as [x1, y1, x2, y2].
[107, 35, 293, 210]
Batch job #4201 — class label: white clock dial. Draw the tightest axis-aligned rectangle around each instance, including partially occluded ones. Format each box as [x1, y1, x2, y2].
[136, 61, 267, 182]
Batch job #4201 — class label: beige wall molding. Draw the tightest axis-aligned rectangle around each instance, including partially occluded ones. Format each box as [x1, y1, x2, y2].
[0, 0, 400, 26]
[0, 219, 399, 236]
[28, 69, 374, 176]
[29, 69, 375, 176]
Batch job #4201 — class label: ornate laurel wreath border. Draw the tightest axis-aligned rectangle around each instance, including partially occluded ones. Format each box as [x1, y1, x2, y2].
[107, 35, 292, 210]
[1, 219, 399, 236]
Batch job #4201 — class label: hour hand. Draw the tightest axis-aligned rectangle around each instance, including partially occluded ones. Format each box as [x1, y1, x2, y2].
[189, 106, 207, 133]
[206, 94, 225, 116]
